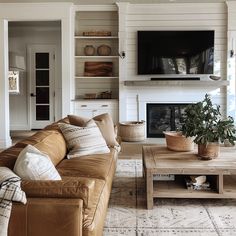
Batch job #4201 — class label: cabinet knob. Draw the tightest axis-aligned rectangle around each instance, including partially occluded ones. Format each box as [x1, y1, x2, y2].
[92, 110, 97, 112]
[81, 105, 87, 107]
[101, 105, 108, 107]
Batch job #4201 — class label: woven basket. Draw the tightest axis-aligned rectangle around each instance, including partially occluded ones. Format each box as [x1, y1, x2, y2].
[164, 131, 194, 152]
[119, 121, 145, 142]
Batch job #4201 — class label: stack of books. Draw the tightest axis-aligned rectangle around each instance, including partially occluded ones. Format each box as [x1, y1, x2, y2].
[185, 175, 211, 191]
[153, 174, 175, 181]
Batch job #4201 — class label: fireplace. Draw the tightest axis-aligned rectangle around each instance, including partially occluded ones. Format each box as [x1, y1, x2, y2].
[146, 103, 189, 137]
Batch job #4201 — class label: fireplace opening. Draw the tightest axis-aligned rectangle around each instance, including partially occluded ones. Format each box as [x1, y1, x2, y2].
[146, 103, 189, 138]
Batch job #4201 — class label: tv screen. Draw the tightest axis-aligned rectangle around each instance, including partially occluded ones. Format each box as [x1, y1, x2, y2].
[138, 31, 214, 75]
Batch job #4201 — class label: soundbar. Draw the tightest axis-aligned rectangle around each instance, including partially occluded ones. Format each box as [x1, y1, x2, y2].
[151, 77, 200, 81]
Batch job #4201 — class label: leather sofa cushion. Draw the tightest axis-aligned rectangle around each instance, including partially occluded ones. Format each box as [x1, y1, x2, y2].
[0, 146, 25, 170]
[15, 130, 67, 166]
[21, 176, 102, 209]
[83, 149, 117, 235]
[57, 148, 118, 180]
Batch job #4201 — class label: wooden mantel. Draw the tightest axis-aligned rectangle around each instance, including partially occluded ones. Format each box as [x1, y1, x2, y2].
[124, 80, 229, 87]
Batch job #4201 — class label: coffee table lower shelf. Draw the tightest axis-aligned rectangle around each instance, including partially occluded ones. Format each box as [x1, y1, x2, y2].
[150, 175, 236, 203]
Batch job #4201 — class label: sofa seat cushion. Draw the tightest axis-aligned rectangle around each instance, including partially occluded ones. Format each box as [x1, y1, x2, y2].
[15, 130, 67, 166]
[56, 148, 118, 181]
[21, 176, 104, 209]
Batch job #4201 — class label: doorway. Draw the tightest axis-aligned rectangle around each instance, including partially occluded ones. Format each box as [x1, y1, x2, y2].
[8, 21, 62, 131]
[27, 45, 56, 129]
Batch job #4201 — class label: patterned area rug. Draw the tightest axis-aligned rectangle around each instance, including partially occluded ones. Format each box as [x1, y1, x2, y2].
[104, 159, 236, 236]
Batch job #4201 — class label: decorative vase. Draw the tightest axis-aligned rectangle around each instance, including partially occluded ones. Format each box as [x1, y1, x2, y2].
[198, 142, 220, 160]
[84, 45, 95, 56]
[97, 44, 111, 56]
[163, 131, 194, 152]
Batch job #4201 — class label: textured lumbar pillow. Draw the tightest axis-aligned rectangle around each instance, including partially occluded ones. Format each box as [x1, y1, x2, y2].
[59, 120, 110, 159]
[14, 145, 61, 180]
[68, 113, 119, 148]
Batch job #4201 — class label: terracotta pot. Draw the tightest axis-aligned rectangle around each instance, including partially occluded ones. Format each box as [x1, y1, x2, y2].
[164, 131, 194, 152]
[84, 45, 95, 56]
[198, 142, 220, 160]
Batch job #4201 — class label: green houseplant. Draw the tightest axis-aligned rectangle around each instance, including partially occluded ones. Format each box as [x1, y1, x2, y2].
[182, 94, 236, 160]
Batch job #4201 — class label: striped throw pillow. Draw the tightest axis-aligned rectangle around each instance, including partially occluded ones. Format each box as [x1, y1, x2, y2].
[59, 120, 110, 159]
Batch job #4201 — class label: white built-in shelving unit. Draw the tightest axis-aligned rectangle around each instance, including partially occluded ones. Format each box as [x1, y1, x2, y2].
[73, 5, 119, 122]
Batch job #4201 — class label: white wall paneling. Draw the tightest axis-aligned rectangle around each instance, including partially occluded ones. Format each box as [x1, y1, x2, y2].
[226, 1, 236, 121]
[120, 2, 228, 122]
[0, 20, 12, 148]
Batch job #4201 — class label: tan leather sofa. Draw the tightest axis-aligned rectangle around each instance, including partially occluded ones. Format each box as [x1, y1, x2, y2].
[0, 118, 119, 236]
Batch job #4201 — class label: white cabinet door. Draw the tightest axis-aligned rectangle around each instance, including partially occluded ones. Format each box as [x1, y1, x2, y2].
[73, 100, 118, 124]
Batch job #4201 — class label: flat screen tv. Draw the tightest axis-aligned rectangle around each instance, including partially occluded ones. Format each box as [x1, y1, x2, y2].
[138, 31, 214, 75]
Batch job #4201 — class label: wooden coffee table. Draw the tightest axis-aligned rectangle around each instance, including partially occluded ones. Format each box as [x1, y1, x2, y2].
[142, 145, 236, 209]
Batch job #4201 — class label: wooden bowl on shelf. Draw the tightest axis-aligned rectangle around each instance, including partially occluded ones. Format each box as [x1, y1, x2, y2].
[84, 93, 96, 99]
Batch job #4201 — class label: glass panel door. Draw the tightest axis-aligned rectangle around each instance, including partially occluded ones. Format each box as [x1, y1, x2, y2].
[28, 45, 55, 129]
[35, 53, 50, 121]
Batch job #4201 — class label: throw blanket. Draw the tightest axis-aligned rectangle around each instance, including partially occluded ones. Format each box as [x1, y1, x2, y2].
[0, 167, 26, 236]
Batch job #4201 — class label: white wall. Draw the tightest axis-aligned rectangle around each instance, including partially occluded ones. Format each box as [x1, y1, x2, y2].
[9, 23, 61, 130]
[119, 2, 228, 121]
[0, 2, 73, 148]
[226, 1, 236, 121]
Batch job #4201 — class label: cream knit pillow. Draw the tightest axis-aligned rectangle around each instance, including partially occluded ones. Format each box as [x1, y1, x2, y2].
[68, 113, 119, 148]
[14, 145, 61, 180]
[59, 120, 110, 159]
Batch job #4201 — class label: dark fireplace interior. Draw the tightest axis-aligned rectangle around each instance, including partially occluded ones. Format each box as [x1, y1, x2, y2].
[146, 103, 189, 137]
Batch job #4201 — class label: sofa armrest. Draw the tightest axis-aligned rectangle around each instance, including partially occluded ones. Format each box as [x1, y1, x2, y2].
[9, 198, 83, 236]
[21, 176, 95, 208]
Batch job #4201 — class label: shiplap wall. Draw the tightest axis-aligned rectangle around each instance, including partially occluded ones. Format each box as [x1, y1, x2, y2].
[226, 1, 236, 120]
[121, 3, 228, 121]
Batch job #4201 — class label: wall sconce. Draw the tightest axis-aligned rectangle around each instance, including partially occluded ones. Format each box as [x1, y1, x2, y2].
[9, 52, 26, 71]
[230, 49, 235, 58]
[8, 52, 26, 94]
[118, 51, 125, 59]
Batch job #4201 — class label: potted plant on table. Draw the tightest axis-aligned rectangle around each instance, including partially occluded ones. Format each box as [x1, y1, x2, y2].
[182, 94, 236, 160]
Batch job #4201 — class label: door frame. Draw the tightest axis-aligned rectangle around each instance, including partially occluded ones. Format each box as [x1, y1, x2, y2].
[27, 44, 56, 129]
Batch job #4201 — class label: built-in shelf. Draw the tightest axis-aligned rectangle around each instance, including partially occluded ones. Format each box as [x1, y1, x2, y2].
[75, 36, 118, 39]
[75, 56, 119, 59]
[75, 76, 119, 79]
[71, 98, 118, 102]
[124, 80, 229, 87]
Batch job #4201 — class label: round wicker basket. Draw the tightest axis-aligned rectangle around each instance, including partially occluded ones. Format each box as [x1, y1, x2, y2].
[164, 131, 194, 152]
[119, 121, 145, 142]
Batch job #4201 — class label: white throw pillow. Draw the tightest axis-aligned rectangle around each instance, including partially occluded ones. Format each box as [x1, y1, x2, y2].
[13, 145, 61, 180]
[59, 120, 110, 159]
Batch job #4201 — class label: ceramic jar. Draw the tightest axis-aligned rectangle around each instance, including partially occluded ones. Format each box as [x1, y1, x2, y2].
[97, 45, 111, 56]
[84, 45, 95, 56]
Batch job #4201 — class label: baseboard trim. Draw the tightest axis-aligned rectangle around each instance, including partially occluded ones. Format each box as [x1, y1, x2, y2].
[0, 137, 12, 149]
[10, 125, 30, 131]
